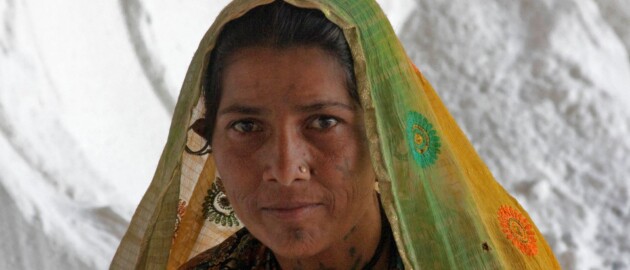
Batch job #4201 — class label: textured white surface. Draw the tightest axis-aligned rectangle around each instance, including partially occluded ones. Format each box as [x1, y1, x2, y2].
[0, 0, 628, 269]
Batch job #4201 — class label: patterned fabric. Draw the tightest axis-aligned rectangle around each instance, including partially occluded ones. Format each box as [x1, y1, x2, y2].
[178, 229, 267, 270]
[178, 227, 403, 270]
[111, 0, 561, 269]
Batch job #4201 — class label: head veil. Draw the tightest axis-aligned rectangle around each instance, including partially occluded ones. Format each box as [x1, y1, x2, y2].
[112, 0, 560, 269]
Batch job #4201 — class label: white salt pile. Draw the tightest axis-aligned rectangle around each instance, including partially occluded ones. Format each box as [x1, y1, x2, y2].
[399, 1, 630, 268]
[1, 0, 628, 269]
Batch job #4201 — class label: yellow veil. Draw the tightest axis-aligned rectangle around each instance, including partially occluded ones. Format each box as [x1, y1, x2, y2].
[111, 0, 560, 269]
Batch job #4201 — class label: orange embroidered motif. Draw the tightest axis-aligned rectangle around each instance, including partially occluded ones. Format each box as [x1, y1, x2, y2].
[497, 205, 538, 256]
[173, 199, 188, 242]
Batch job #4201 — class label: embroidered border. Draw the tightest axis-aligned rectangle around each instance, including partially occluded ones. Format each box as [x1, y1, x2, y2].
[173, 199, 187, 243]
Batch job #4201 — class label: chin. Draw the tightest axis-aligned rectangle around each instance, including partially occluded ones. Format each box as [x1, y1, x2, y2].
[262, 227, 329, 259]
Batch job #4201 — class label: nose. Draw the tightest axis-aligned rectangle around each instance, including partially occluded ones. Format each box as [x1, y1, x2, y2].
[262, 127, 311, 186]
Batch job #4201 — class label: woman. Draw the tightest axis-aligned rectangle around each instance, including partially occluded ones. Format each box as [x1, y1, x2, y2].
[112, 1, 560, 269]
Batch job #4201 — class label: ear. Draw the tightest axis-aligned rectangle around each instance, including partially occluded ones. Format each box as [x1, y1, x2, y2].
[185, 118, 212, 155]
[189, 118, 208, 138]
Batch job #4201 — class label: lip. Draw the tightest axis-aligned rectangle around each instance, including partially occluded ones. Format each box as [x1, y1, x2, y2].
[261, 203, 323, 221]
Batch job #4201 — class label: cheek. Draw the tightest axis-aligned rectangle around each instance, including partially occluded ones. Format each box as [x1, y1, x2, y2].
[212, 148, 260, 214]
[316, 130, 374, 210]
[219, 175, 262, 228]
[212, 131, 260, 185]
[322, 126, 372, 177]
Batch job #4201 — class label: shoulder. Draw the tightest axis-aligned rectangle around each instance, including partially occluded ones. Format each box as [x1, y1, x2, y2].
[178, 229, 267, 270]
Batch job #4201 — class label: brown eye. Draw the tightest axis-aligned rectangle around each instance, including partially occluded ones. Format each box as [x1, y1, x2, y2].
[308, 116, 339, 130]
[231, 120, 262, 133]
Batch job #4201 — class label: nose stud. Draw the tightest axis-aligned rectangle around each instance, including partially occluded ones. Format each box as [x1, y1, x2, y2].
[298, 165, 308, 173]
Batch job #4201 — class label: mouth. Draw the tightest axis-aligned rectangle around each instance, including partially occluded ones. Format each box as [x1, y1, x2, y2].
[261, 203, 324, 221]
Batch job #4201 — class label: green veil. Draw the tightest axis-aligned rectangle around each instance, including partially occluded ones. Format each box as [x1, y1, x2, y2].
[111, 0, 560, 269]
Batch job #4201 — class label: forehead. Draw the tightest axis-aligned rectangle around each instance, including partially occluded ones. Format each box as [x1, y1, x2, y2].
[219, 46, 351, 106]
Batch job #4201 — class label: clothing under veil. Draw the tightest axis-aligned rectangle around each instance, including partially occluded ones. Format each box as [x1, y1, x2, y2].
[111, 0, 560, 269]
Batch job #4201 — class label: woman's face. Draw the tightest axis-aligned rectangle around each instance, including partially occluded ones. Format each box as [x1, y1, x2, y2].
[212, 46, 377, 258]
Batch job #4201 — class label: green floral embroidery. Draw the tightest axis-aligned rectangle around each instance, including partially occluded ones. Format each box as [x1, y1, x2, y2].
[203, 179, 240, 227]
[406, 111, 441, 168]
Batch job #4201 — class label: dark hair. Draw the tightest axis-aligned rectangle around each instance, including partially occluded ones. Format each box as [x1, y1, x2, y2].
[201, 1, 358, 144]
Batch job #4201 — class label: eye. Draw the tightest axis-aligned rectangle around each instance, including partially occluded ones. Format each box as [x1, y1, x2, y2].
[308, 115, 339, 130]
[231, 120, 262, 133]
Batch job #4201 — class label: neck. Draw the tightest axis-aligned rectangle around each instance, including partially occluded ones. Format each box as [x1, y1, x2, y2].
[273, 194, 390, 270]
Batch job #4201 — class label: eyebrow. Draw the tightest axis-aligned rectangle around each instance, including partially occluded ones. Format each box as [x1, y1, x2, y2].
[294, 101, 356, 113]
[218, 101, 355, 116]
[218, 104, 266, 116]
